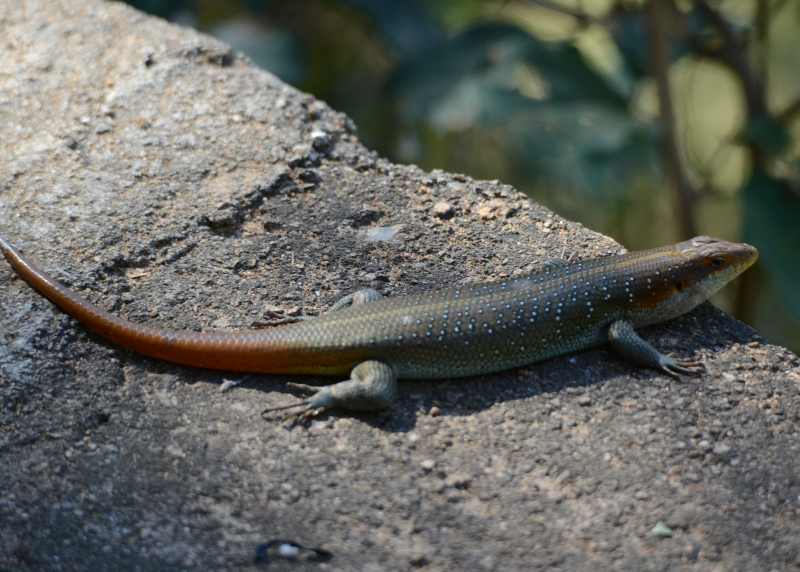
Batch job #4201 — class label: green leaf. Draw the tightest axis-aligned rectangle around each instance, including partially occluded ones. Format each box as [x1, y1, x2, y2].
[608, 8, 650, 80]
[340, 0, 443, 58]
[509, 103, 658, 196]
[389, 22, 627, 125]
[743, 116, 792, 157]
[388, 22, 657, 195]
[608, 6, 709, 81]
[743, 169, 800, 317]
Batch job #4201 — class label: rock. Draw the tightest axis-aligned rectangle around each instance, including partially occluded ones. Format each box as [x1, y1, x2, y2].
[477, 199, 515, 220]
[94, 121, 113, 134]
[0, 2, 797, 572]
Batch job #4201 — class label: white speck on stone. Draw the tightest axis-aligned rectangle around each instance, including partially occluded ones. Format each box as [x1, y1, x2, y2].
[278, 543, 300, 559]
[219, 379, 242, 392]
[713, 443, 732, 456]
[651, 521, 673, 538]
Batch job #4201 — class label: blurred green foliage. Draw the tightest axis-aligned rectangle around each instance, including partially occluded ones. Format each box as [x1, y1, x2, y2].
[122, 0, 800, 352]
[744, 169, 800, 317]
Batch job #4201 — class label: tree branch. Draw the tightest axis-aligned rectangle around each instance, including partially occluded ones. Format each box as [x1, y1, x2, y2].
[693, 0, 767, 116]
[755, 0, 769, 91]
[525, 0, 605, 26]
[778, 97, 800, 122]
[647, 0, 698, 238]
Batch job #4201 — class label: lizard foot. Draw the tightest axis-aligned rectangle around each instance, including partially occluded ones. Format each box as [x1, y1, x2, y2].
[260, 400, 326, 424]
[608, 320, 708, 380]
[658, 355, 706, 379]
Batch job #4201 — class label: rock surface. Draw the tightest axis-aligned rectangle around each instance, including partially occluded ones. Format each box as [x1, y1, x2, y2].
[1, 2, 800, 570]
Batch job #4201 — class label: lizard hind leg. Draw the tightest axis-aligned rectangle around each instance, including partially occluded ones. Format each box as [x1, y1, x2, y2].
[261, 361, 399, 422]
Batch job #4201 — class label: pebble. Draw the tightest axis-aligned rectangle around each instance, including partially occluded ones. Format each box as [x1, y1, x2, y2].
[310, 129, 332, 152]
[219, 379, 241, 392]
[363, 225, 401, 242]
[421, 459, 436, 471]
[433, 201, 454, 219]
[712, 443, 732, 456]
[477, 200, 514, 220]
[651, 521, 673, 538]
[445, 473, 471, 489]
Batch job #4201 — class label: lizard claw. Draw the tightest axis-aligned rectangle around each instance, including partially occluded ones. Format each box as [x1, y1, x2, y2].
[259, 382, 326, 423]
[286, 407, 325, 427]
[261, 400, 310, 420]
[260, 399, 327, 425]
[659, 355, 706, 378]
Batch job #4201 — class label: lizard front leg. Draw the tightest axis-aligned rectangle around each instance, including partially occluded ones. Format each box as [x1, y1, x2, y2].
[328, 288, 383, 311]
[607, 320, 705, 378]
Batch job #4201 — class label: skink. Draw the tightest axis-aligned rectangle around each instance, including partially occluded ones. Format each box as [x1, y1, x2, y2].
[0, 235, 758, 417]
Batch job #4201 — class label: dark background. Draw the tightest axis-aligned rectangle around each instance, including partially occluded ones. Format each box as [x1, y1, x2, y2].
[121, 0, 800, 352]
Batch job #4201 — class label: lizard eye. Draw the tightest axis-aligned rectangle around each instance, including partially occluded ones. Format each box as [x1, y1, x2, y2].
[711, 257, 725, 268]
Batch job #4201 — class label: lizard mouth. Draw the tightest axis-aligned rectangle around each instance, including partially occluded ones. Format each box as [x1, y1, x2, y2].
[734, 243, 759, 271]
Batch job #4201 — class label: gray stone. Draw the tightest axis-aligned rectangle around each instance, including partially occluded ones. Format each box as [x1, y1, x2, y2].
[1, 2, 799, 571]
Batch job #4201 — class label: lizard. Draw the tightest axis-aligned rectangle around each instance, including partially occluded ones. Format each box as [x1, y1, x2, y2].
[0, 234, 757, 419]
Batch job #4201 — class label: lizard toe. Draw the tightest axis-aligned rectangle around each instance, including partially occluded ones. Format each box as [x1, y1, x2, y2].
[285, 382, 323, 396]
[660, 355, 705, 378]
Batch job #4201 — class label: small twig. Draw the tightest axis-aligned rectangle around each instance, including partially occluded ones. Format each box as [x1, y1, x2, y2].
[755, 0, 769, 91]
[694, 0, 767, 116]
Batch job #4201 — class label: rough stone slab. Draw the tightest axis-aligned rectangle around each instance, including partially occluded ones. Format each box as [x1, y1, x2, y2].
[1, 1, 799, 570]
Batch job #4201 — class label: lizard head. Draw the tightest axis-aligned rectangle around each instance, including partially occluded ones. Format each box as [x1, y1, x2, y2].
[629, 236, 758, 326]
[673, 236, 758, 300]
